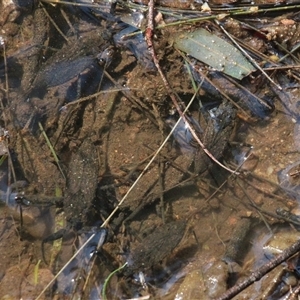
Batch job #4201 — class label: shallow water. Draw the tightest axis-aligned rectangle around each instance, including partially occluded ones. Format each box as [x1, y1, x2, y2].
[1, 1, 300, 300]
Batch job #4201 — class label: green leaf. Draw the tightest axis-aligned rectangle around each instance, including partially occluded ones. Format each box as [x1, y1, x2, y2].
[174, 28, 256, 80]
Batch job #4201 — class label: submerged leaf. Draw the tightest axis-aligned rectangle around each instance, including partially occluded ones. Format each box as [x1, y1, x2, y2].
[174, 28, 256, 80]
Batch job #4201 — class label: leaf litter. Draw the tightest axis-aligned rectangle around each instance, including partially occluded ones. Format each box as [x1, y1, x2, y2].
[0, 0, 300, 299]
[174, 28, 256, 79]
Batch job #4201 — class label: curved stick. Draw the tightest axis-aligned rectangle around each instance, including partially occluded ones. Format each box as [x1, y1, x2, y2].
[215, 239, 300, 300]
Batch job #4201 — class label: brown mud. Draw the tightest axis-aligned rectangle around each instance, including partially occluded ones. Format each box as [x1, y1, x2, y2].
[1, 1, 300, 299]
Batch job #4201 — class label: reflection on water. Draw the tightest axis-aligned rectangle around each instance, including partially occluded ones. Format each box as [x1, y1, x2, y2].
[53, 228, 107, 298]
[166, 113, 204, 154]
[278, 160, 300, 201]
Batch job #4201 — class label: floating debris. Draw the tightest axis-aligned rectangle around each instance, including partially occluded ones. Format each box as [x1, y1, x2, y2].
[174, 28, 256, 80]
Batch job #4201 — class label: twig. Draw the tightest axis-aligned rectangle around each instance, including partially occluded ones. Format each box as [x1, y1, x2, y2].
[236, 179, 272, 233]
[155, 4, 300, 29]
[215, 19, 282, 91]
[215, 238, 300, 300]
[145, 0, 237, 175]
[35, 81, 203, 299]
[35, 232, 97, 300]
[64, 88, 129, 108]
[223, 73, 274, 110]
[286, 284, 300, 300]
[0, 37, 14, 191]
[236, 20, 300, 64]
[279, 41, 300, 63]
[40, 2, 69, 43]
[38, 122, 65, 180]
[103, 70, 157, 125]
[41, 0, 109, 9]
[212, 212, 226, 249]
[0, 37, 9, 123]
[190, 150, 253, 219]
[247, 203, 300, 228]
[264, 65, 300, 71]
[179, 51, 251, 117]
[101, 88, 199, 227]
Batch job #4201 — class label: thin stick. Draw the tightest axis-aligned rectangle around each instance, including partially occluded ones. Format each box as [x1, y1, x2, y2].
[279, 42, 300, 63]
[145, 0, 237, 174]
[186, 148, 254, 221]
[212, 212, 226, 249]
[155, 4, 300, 29]
[264, 65, 300, 71]
[35, 83, 202, 299]
[246, 203, 300, 227]
[236, 20, 300, 64]
[178, 51, 251, 117]
[0, 37, 9, 124]
[0, 38, 17, 185]
[40, 2, 69, 43]
[215, 238, 300, 300]
[286, 284, 300, 300]
[236, 179, 272, 233]
[101, 88, 199, 227]
[64, 88, 129, 108]
[215, 19, 282, 91]
[103, 70, 157, 125]
[41, 0, 109, 9]
[35, 232, 97, 300]
[223, 73, 273, 110]
[38, 122, 65, 180]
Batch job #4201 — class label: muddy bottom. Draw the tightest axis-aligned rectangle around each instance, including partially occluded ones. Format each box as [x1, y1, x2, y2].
[1, 1, 300, 300]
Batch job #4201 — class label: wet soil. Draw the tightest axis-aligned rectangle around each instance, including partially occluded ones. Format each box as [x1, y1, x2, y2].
[1, 1, 300, 300]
